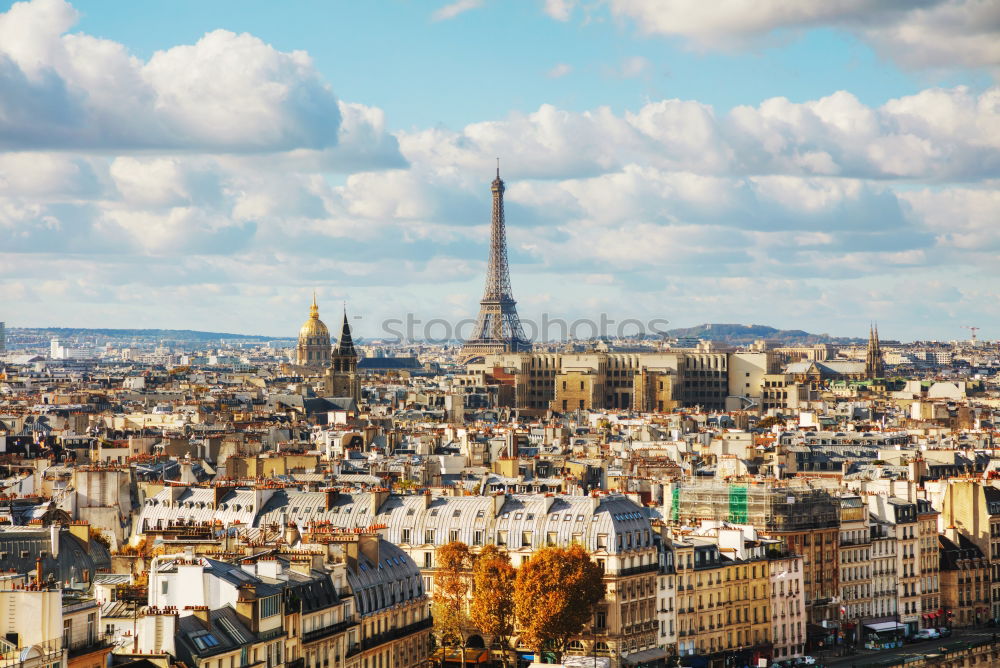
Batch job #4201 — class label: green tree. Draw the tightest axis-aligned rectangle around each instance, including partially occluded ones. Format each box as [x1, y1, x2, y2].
[433, 541, 473, 667]
[470, 545, 516, 668]
[514, 544, 605, 662]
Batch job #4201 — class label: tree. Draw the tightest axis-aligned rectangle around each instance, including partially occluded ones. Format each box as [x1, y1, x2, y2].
[470, 545, 516, 668]
[756, 415, 785, 430]
[433, 541, 473, 667]
[514, 544, 605, 662]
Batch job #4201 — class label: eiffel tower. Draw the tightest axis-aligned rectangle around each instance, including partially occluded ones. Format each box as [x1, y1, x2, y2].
[461, 163, 531, 361]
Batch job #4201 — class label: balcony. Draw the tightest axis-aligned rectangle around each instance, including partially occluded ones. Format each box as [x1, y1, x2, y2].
[360, 617, 433, 651]
[618, 564, 660, 577]
[67, 633, 114, 659]
[302, 619, 359, 644]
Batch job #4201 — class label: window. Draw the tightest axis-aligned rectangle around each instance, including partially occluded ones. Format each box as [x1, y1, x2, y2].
[449, 529, 460, 543]
[521, 532, 532, 547]
[401, 528, 411, 544]
[423, 552, 433, 568]
[260, 595, 280, 618]
[497, 531, 508, 546]
[474, 531, 483, 546]
[425, 529, 435, 544]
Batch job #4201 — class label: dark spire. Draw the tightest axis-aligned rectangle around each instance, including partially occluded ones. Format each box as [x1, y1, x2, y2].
[334, 310, 357, 359]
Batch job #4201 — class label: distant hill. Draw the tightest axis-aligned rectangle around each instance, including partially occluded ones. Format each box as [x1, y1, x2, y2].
[664, 323, 862, 345]
[12, 327, 293, 342]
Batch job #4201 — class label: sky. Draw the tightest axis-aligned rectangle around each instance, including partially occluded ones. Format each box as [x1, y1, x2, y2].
[1, 0, 999, 341]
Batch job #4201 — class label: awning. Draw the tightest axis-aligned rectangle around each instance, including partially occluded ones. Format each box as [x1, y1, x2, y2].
[623, 648, 669, 665]
[865, 622, 905, 633]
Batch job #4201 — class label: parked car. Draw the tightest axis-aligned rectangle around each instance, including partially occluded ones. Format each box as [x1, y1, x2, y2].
[937, 627, 952, 637]
[797, 657, 816, 666]
[914, 629, 939, 641]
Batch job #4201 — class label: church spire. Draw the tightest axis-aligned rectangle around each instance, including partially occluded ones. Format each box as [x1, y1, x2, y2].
[334, 310, 357, 359]
[866, 321, 884, 379]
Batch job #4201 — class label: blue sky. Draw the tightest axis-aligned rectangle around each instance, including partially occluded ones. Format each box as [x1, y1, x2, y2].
[1, 0, 999, 341]
[67, 1, 988, 129]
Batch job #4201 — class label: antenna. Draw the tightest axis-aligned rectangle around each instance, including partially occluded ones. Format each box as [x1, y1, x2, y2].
[496, 157, 500, 178]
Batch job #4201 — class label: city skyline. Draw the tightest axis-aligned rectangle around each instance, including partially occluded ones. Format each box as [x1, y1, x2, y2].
[1, 0, 999, 341]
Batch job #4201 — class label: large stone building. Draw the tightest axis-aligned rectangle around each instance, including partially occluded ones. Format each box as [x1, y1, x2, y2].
[472, 349, 768, 414]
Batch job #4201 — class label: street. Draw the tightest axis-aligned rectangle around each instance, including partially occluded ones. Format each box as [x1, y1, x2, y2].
[819, 628, 998, 667]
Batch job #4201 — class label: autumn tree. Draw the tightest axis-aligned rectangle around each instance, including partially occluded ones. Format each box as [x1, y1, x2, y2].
[514, 544, 605, 663]
[432, 541, 473, 666]
[470, 545, 516, 668]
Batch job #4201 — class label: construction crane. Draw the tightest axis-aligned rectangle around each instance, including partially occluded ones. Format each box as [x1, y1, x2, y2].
[963, 325, 980, 345]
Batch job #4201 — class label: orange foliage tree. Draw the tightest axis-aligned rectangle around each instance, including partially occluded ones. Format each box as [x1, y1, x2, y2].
[470, 545, 516, 668]
[433, 541, 473, 665]
[514, 544, 605, 662]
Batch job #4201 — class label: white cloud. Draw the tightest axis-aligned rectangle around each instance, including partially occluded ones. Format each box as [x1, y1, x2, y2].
[432, 0, 484, 22]
[543, 0, 577, 21]
[0, 0, 362, 153]
[399, 87, 1000, 181]
[604, 0, 1000, 70]
[547, 63, 573, 78]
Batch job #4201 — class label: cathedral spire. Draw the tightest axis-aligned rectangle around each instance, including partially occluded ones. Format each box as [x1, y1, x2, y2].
[866, 321, 884, 379]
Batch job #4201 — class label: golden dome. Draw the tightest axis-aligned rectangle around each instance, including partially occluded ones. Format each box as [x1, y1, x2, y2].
[298, 293, 331, 342]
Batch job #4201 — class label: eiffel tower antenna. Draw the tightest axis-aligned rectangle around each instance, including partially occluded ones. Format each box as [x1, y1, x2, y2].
[461, 162, 530, 361]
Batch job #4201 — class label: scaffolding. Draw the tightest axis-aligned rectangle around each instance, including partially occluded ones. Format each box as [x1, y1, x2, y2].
[666, 479, 838, 532]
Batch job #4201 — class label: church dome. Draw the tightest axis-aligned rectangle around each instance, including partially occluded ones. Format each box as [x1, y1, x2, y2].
[299, 295, 330, 343]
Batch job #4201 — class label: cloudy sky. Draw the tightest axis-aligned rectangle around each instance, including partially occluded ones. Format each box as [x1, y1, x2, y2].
[1, 0, 999, 341]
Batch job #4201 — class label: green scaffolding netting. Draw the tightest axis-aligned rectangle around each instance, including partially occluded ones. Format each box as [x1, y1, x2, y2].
[728, 484, 748, 524]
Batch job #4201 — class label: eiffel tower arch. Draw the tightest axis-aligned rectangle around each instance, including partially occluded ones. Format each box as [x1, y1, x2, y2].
[461, 164, 531, 362]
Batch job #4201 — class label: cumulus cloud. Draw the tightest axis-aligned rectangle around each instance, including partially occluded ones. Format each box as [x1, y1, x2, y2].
[605, 0, 1000, 70]
[0, 0, 357, 152]
[398, 87, 1000, 181]
[1, 0, 998, 336]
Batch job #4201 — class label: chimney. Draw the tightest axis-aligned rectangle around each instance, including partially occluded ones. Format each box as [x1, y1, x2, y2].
[284, 522, 300, 547]
[190, 606, 210, 625]
[35, 556, 43, 586]
[493, 492, 506, 517]
[68, 522, 90, 553]
[49, 524, 59, 559]
[325, 488, 339, 511]
[341, 538, 360, 574]
[359, 534, 380, 568]
[369, 489, 390, 518]
[235, 583, 259, 633]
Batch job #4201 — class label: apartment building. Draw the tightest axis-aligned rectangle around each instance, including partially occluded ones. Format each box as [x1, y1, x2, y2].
[868, 497, 920, 635]
[669, 534, 773, 668]
[837, 496, 871, 644]
[938, 534, 990, 628]
[138, 486, 659, 667]
[917, 499, 941, 627]
[768, 553, 806, 662]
